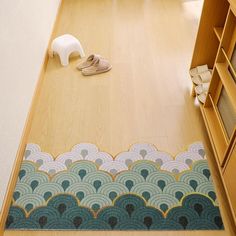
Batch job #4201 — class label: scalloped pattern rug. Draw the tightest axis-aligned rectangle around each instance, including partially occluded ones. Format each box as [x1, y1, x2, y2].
[6, 142, 224, 230]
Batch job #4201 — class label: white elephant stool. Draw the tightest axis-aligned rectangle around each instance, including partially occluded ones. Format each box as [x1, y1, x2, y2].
[50, 34, 85, 66]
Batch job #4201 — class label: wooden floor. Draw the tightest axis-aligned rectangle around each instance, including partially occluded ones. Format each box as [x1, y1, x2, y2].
[4, 0, 236, 235]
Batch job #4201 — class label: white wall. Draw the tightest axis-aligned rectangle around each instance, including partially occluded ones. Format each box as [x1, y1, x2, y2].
[0, 0, 61, 211]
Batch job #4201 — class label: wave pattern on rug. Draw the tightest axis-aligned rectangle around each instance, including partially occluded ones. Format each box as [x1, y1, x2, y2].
[6, 142, 224, 230]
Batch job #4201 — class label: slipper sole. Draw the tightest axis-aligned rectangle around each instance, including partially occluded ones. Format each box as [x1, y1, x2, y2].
[197, 93, 207, 104]
[82, 66, 112, 76]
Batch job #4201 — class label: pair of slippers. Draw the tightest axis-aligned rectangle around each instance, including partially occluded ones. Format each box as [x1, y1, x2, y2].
[77, 54, 112, 76]
[190, 65, 212, 104]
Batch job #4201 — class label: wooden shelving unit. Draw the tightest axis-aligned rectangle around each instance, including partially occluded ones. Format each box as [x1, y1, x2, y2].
[190, 0, 236, 225]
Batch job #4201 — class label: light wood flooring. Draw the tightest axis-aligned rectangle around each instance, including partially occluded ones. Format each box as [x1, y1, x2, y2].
[4, 0, 236, 235]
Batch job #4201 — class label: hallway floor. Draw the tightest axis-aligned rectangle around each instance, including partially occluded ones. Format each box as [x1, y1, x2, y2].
[4, 0, 235, 235]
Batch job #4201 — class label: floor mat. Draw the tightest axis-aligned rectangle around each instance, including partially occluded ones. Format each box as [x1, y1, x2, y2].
[6, 142, 224, 230]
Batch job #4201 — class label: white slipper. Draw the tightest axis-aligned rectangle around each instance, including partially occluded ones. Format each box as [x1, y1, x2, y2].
[189, 64, 211, 77]
[195, 83, 210, 95]
[192, 71, 212, 85]
[197, 92, 207, 104]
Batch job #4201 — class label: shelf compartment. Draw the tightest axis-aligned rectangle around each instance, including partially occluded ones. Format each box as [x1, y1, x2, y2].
[215, 62, 236, 107]
[221, 8, 236, 52]
[200, 100, 228, 166]
[214, 27, 224, 41]
[190, 0, 229, 69]
[209, 94, 229, 143]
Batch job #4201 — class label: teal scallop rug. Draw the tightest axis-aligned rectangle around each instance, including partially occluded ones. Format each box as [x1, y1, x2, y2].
[6, 142, 224, 230]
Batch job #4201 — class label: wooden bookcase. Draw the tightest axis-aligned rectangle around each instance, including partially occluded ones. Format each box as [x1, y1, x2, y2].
[190, 0, 236, 224]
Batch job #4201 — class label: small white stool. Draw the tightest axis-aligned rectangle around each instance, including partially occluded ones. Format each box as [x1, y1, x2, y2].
[50, 34, 85, 66]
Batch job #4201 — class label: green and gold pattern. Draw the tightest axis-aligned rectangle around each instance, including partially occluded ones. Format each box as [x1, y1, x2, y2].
[6, 142, 224, 230]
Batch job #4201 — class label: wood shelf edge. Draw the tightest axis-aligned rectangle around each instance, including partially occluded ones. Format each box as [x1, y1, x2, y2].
[199, 104, 221, 165]
[200, 104, 228, 164]
[199, 104, 236, 226]
[214, 27, 224, 41]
